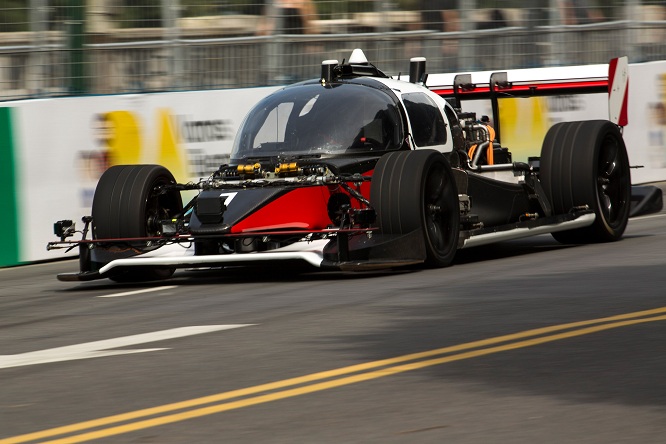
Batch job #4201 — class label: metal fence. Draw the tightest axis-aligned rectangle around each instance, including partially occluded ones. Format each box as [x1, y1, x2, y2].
[1, 1, 665, 102]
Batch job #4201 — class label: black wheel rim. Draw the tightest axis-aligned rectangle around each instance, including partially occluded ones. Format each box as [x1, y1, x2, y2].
[597, 134, 629, 226]
[145, 179, 180, 237]
[424, 162, 456, 255]
[145, 200, 169, 237]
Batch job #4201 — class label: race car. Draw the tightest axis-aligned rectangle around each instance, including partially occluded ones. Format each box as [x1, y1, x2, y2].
[48, 49, 655, 282]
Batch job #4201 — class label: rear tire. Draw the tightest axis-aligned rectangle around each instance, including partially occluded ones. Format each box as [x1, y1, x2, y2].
[540, 120, 631, 243]
[371, 150, 459, 267]
[92, 165, 183, 282]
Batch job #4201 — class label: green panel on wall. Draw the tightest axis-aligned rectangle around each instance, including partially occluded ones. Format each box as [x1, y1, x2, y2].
[0, 107, 20, 267]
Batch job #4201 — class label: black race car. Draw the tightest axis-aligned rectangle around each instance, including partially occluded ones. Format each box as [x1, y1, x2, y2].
[49, 49, 657, 282]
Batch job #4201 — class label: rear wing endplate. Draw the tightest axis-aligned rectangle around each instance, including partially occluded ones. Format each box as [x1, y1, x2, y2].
[608, 57, 629, 127]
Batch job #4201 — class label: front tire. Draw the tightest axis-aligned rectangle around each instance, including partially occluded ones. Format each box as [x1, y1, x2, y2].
[540, 120, 631, 243]
[91, 164, 183, 282]
[371, 150, 459, 267]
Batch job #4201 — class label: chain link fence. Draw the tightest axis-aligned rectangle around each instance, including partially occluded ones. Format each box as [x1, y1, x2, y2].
[1, 0, 664, 101]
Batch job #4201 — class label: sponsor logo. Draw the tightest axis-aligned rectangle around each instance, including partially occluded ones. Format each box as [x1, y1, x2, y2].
[177, 117, 234, 143]
[547, 95, 583, 113]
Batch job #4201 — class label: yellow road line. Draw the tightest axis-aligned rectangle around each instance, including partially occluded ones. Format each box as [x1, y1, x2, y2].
[3, 307, 666, 444]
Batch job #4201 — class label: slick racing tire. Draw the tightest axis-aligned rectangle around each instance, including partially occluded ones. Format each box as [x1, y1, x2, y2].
[92, 164, 183, 282]
[371, 150, 459, 267]
[540, 120, 631, 243]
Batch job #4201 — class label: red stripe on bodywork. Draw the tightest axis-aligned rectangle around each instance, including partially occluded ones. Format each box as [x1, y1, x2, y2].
[608, 58, 618, 93]
[619, 83, 629, 127]
[432, 80, 609, 99]
[231, 186, 333, 233]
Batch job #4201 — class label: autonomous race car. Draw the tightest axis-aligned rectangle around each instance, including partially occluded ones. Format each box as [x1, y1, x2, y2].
[48, 49, 658, 282]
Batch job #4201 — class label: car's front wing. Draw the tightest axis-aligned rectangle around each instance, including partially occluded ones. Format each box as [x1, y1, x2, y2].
[56, 211, 597, 282]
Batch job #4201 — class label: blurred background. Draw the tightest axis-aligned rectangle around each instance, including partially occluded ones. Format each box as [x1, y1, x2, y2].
[0, 0, 663, 101]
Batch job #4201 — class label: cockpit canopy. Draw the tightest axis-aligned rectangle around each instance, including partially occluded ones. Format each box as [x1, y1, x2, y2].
[231, 82, 404, 162]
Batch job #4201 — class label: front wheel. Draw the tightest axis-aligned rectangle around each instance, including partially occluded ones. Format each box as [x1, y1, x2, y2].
[370, 150, 460, 267]
[91, 164, 183, 282]
[540, 120, 631, 243]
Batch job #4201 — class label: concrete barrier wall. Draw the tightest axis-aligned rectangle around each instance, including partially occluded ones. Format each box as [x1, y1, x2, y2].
[2, 61, 666, 267]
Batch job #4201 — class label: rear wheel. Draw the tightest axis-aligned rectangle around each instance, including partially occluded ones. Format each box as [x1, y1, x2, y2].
[540, 120, 631, 243]
[92, 164, 183, 281]
[371, 150, 459, 267]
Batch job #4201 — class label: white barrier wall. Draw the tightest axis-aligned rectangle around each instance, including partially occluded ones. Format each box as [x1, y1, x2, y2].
[7, 87, 279, 265]
[4, 61, 666, 266]
[623, 61, 666, 182]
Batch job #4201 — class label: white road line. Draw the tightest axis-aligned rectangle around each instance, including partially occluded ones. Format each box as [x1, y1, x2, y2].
[0, 325, 254, 369]
[97, 285, 178, 298]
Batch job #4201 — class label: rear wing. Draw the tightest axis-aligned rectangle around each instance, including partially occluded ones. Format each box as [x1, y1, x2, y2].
[427, 57, 629, 144]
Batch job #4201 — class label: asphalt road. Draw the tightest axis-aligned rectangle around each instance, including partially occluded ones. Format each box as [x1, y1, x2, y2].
[1, 212, 666, 443]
